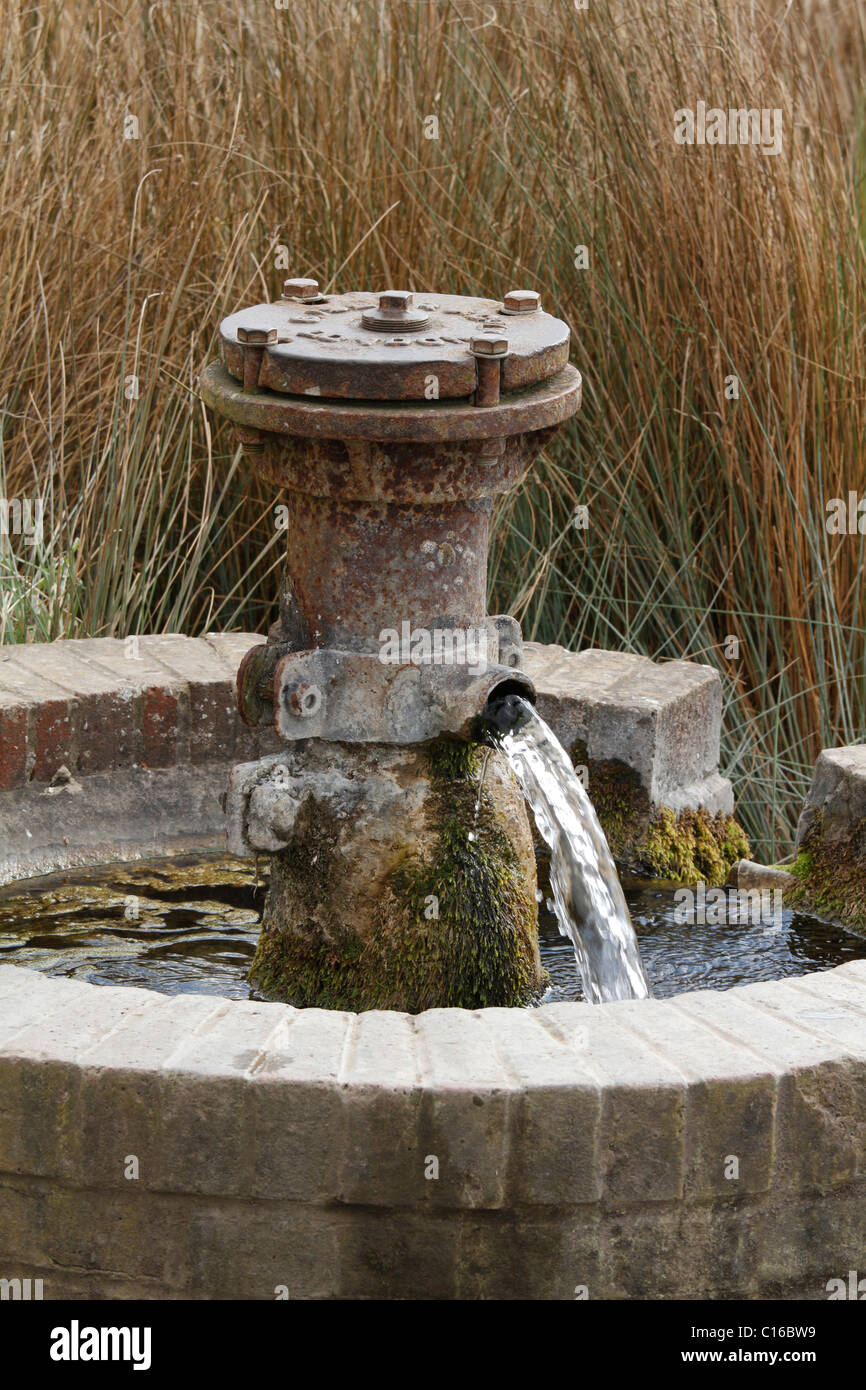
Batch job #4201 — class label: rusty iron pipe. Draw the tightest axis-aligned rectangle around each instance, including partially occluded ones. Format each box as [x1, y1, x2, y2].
[203, 285, 581, 745]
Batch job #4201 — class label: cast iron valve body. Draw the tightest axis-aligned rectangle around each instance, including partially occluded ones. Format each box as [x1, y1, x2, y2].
[202, 282, 581, 1012]
[201, 286, 581, 745]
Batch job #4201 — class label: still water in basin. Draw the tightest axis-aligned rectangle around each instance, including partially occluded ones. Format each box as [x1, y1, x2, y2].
[1, 853, 864, 1003]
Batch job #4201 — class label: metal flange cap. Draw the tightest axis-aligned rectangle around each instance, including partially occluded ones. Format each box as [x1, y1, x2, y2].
[219, 287, 570, 401]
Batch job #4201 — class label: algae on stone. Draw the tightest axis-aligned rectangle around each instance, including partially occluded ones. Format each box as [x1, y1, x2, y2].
[783, 811, 866, 935]
[568, 741, 748, 886]
[248, 736, 544, 1012]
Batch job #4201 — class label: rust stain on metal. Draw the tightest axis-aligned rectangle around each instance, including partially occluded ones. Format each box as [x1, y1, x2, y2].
[205, 284, 581, 741]
[201, 361, 580, 443]
[219, 291, 570, 402]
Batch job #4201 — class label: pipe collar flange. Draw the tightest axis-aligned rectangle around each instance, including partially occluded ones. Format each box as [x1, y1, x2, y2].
[273, 639, 534, 744]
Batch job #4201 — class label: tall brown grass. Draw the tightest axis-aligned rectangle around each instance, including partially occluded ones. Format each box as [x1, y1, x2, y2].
[0, 0, 864, 853]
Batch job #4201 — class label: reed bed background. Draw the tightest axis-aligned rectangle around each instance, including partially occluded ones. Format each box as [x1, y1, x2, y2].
[0, 0, 864, 857]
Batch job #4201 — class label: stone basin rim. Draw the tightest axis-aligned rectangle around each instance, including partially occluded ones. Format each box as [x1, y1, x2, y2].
[4, 959, 866, 1092]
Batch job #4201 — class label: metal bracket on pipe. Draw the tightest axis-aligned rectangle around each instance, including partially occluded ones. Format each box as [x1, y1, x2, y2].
[272, 629, 533, 744]
[236, 616, 527, 743]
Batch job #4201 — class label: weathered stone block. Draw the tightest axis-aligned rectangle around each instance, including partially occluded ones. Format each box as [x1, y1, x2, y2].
[413, 1009, 515, 1209]
[753, 1180, 866, 1296]
[3, 643, 140, 775]
[0, 983, 158, 1179]
[136, 635, 240, 764]
[477, 1007, 602, 1205]
[523, 643, 725, 803]
[250, 1010, 352, 1203]
[599, 1195, 764, 1299]
[0, 762, 229, 887]
[621, 998, 779, 1198]
[796, 746, 866, 847]
[788, 745, 866, 932]
[337, 1207, 459, 1300]
[38, 1184, 178, 1285]
[540, 1000, 686, 1205]
[53, 636, 191, 766]
[337, 1012, 426, 1207]
[675, 987, 866, 1193]
[523, 642, 741, 881]
[181, 1196, 341, 1300]
[456, 1207, 602, 1300]
[0, 703, 28, 790]
[76, 994, 231, 1189]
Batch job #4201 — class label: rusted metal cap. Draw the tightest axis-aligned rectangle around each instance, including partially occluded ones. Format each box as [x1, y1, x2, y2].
[219, 290, 571, 402]
[361, 290, 431, 333]
[282, 278, 321, 301]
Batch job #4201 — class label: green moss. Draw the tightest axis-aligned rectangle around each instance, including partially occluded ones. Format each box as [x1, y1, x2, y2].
[786, 851, 814, 882]
[249, 737, 544, 1011]
[426, 735, 483, 783]
[784, 812, 866, 934]
[380, 809, 542, 1011]
[567, 741, 749, 886]
[638, 806, 749, 886]
[570, 742, 652, 862]
[250, 924, 372, 1012]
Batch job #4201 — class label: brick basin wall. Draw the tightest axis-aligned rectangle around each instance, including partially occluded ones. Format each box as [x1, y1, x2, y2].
[1, 962, 866, 1298]
[0, 632, 269, 791]
[0, 635, 864, 1298]
[0, 633, 279, 885]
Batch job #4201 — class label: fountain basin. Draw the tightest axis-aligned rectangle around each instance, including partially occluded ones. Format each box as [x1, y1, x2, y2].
[2, 958, 866, 1299]
[2, 634, 865, 1298]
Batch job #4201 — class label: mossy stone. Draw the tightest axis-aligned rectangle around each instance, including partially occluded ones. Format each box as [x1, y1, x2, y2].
[784, 810, 866, 934]
[567, 741, 748, 886]
[249, 737, 544, 1011]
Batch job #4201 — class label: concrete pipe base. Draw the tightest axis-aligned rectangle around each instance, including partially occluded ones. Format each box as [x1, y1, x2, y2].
[243, 738, 545, 1011]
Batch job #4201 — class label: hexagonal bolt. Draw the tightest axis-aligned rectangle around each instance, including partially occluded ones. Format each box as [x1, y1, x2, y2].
[470, 334, 509, 358]
[282, 278, 320, 300]
[237, 325, 278, 345]
[287, 682, 323, 718]
[502, 289, 541, 314]
[361, 289, 431, 333]
[378, 290, 414, 314]
[470, 334, 508, 408]
[236, 324, 277, 392]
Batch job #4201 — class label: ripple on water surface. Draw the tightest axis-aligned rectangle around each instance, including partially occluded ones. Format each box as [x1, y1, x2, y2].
[0, 854, 864, 1003]
[539, 885, 866, 1002]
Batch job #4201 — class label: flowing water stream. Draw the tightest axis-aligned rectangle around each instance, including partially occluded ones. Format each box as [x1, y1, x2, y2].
[483, 693, 651, 1003]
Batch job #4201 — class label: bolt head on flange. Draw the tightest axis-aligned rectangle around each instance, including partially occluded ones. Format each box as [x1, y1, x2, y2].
[361, 289, 431, 333]
[282, 278, 320, 301]
[237, 324, 278, 345]
[470, 334, 509, 358]
[502, 289, 541, 314]
[380, 290, 413, 312]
